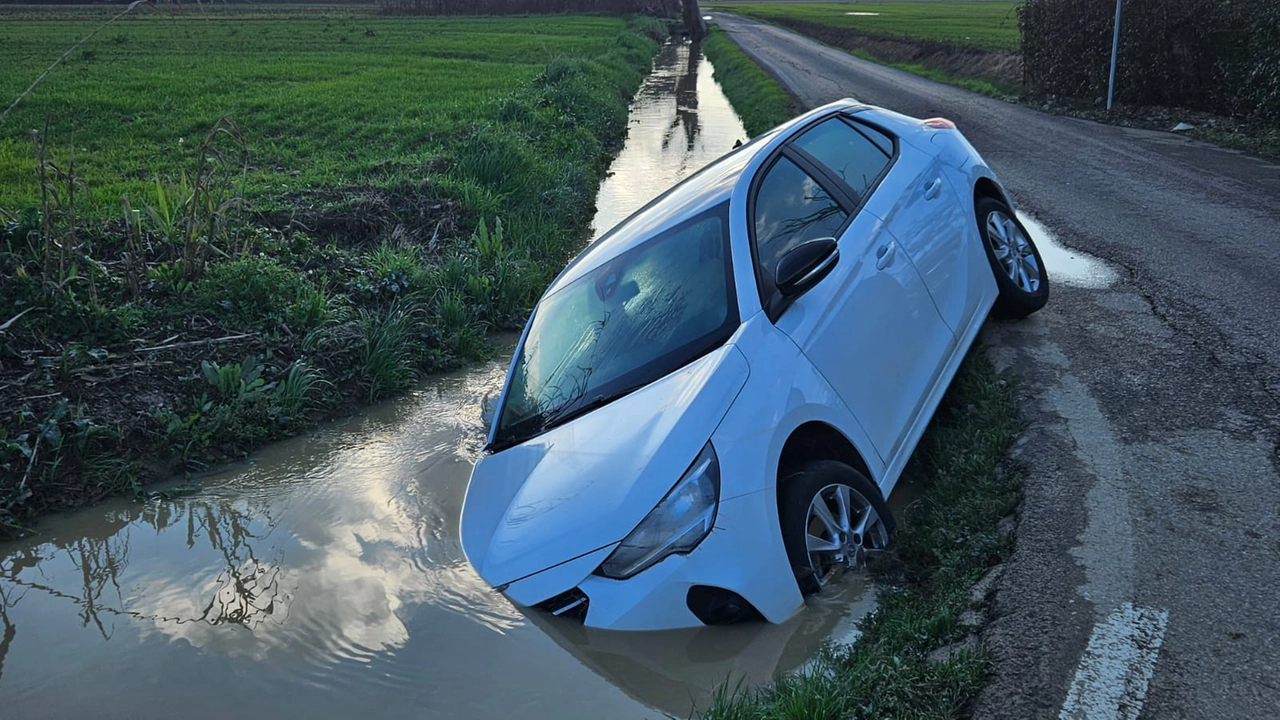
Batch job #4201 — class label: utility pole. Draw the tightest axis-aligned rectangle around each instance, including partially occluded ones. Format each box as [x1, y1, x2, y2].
[1106, 0, 1123, 111]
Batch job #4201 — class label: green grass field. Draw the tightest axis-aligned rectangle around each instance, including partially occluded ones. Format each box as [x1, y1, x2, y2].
[0, 7, 629, 211]
[712, 2, 1023, 51]
[0, 6, 665, 531]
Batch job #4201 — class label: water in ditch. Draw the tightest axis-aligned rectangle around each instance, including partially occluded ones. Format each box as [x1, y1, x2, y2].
[0, 41, 879, 720]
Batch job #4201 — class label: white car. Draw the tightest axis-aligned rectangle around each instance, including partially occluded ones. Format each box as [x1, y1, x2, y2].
[460, 99, 1048, 631]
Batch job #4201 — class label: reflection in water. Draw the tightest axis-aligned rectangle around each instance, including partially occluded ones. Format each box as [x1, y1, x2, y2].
[1018, 213, 1120, 288]
[592, 41, 749, 237]
[529, 579, 878, 717]
[0, 363, 652, 719]
[0, 44, 875, 720]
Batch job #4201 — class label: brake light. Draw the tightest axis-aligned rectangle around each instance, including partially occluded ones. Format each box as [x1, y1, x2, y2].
[923, 117, 956, 130]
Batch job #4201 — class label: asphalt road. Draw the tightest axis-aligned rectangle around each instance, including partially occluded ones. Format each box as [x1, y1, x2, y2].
[712, 13, 1280, 720]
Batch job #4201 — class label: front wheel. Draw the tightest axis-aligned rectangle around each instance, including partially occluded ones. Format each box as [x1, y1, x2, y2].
[977, 197, 1049, 318]
[780, 461, 893, 596]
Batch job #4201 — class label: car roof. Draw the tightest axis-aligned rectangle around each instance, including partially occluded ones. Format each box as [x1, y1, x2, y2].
[546, 99, 864, 294]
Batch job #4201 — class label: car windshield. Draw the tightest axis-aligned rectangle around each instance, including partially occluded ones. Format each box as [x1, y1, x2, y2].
[492, 203, 737, 450]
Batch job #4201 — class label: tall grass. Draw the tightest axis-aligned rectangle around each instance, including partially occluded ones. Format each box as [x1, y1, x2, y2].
[356, 302, 418, 402]
[273, 361, 329, 414]
[141, 117, 249, 280]
[0, 9, 664, 531]
[702, 27, 796, 137]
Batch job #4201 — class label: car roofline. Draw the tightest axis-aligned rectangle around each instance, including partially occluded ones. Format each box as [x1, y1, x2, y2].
[546, 99, 867, 295]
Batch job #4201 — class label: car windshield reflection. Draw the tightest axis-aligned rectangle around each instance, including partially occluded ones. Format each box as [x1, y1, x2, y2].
[491, 203, 737, 451]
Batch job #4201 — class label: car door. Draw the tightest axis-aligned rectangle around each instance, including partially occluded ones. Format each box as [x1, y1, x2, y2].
[842, 119, 977, 334]
[750, 129, 955, 463]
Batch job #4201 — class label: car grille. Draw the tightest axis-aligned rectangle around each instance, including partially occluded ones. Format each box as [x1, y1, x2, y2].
[535, 588, 589, 622]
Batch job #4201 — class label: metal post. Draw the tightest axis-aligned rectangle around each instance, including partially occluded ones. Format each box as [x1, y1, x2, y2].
[1106, 0, 1123, 111]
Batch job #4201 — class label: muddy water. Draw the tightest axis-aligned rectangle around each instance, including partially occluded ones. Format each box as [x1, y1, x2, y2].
[0, 42, 877, 720]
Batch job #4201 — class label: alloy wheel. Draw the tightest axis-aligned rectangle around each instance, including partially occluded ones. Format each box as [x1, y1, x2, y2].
[803, 482, 889, 586]
[986, 210, 1041, 293]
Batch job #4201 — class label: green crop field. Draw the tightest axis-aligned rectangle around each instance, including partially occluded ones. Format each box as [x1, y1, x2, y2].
[712, 2, 1023, 51]
[0, 7, 630, 211]
[0, 5, 666, 530]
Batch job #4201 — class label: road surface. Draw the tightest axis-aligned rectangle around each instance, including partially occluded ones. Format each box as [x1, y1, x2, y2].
[712, 12, 1280, 720]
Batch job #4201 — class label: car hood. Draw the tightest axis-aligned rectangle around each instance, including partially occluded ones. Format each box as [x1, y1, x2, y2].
[461, 345, 750, 589]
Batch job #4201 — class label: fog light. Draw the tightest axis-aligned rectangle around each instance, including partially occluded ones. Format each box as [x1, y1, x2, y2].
[686, 585, 763, 625]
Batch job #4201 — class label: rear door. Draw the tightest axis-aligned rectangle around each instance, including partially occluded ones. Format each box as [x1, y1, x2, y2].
[841, 118, 978, 333]
[750, 119, 955, 463]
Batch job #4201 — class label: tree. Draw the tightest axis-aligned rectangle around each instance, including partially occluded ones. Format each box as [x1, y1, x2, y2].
[683, 0, 705, 40]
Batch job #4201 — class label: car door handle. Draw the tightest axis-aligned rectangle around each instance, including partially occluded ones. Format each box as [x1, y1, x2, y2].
[924, 177, 943, 201]
[875, 242, 897, 270]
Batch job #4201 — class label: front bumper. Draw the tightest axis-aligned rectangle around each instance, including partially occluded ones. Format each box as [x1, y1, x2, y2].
[499, 489, 803, 631]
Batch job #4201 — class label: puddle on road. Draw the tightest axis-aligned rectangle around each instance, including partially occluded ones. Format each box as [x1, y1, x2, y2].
[1019, 213, 1121, 288]
[0, 41, 876, 720]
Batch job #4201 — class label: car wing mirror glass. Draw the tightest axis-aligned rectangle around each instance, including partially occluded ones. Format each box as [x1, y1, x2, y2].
[776, 238, 839, 298]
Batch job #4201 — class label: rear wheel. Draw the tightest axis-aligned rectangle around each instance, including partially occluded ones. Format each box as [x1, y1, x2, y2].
[977, 197, 1049, 318]
[780, 461, 893, 596]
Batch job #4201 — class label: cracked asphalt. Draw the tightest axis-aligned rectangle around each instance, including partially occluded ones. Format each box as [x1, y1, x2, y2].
[712, 12, 1280, 719]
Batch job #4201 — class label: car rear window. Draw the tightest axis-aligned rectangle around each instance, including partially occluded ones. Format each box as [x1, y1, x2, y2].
[792, 118, 893, 205]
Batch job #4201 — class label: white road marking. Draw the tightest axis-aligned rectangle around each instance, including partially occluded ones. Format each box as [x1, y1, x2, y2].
[1059, 603, 1169, 720]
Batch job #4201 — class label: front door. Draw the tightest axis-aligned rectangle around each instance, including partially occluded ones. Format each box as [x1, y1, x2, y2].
[750, 139, 954, 462]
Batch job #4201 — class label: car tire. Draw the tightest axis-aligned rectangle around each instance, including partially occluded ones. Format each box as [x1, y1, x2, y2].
[977, 197, 1049, 319]
[780, 461, 894, 596]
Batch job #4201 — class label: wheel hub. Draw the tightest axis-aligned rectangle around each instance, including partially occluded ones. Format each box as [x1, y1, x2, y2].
[988, 210, 1040, 293]
[804, 483, 886, 585]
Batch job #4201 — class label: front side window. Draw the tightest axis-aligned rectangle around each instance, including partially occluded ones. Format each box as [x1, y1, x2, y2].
[752, 156, 849, 294]
[492, 204, 736, 451]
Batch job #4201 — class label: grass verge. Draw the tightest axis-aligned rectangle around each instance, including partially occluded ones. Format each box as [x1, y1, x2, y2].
[714, 2, 1022, 97]
[697, 31, 1025, 719]
[0, 7, 670, 536]
[701, 26, 796, 137]
[701, 356, 1023, 720]
[712, 3, 1277, 158]
[846, 48, 1016, 98]
[713, 2, 1022, 51]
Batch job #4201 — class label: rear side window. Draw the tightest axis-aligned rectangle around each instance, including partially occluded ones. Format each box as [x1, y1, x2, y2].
[793, 118, 893, 205]
[752, 156, 849, 295]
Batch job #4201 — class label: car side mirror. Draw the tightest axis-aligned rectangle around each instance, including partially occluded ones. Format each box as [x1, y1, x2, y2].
[776, 238, 839, 298]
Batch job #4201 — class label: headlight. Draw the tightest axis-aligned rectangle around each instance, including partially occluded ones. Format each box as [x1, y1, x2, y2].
[596, 442, 720, 579]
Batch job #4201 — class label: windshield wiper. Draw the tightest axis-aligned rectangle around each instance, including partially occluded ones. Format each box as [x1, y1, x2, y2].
[488, 384, 645, 453]
[541, 383, 647, 433]
[541, 389, 626, 431]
